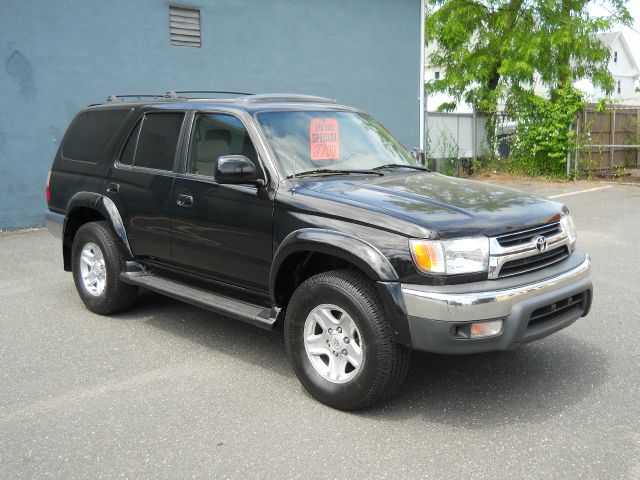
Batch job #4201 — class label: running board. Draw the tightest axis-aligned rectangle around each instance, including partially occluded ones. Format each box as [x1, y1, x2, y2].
[120, 271, 279, 330]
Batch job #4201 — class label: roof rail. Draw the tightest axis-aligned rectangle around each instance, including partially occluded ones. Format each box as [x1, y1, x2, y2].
[107, 93, 164, 102]
[173, 90, 255, 97]
[102, 92, 336, 104]
[106, 93, 169, 102]
[241, 93, 337, 104]
[104, 90, 255, 103]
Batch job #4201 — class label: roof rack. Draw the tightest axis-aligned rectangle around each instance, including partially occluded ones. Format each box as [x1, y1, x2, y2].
[105, 90, 255, 103]
[102, 91, 336, 104]
[241, 93, 337, 104]
[105, 93, 169, 102]
[173, 90, 255, 97]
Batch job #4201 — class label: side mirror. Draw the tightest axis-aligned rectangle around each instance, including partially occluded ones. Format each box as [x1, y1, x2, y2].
[215, 155, 260, 185]
[410, 148, 425, 166]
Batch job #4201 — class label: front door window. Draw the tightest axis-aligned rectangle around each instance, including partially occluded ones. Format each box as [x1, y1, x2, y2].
[187, 113, 258, 177]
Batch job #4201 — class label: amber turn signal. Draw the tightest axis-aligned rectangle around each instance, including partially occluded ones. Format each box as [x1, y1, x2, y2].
[409, 240, 445, 273]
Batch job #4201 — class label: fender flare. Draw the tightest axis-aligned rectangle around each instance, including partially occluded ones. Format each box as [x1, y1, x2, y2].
[65, 192, 133, 257]
[270, 228, 399, 300]
[270, 228, 413, 346]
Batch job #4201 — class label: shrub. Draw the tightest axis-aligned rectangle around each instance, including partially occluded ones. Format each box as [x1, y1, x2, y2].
[509, 88, 585, 177]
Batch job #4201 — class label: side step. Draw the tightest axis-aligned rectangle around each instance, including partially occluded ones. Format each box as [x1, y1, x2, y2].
[120, 271, 279, 330]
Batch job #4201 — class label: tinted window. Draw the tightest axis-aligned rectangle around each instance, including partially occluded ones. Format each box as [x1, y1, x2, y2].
[119, 120, 141, 166]
[187, 113, 258, 177]
[134, 113, 184, 171]
[63, 109, 130, 163]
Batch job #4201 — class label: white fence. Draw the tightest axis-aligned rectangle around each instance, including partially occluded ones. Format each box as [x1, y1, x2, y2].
[425, 112, 489, 161]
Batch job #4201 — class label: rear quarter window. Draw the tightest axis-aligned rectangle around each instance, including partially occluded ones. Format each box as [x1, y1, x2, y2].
[62, 109, 131, 163]
[133, 113, 184, 171]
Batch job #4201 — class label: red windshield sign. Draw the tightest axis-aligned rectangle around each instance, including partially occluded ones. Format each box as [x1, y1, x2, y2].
[310, 118, 340, 161]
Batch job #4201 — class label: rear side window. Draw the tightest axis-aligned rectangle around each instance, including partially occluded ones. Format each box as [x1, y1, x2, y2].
[62, 109, 130, 163]
[119, 121, 142, 166]
[124, 113, 184, 171]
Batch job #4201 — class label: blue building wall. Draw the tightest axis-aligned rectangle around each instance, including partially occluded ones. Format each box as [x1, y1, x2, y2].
[0, 0, 421, 228]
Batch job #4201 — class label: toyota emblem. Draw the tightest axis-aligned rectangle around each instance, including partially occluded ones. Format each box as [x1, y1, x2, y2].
[534, 235, 548, 252]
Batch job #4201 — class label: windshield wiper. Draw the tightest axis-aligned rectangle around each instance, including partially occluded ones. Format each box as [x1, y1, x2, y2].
[372, 163, 430, 171]
[286, 168, 383, 179]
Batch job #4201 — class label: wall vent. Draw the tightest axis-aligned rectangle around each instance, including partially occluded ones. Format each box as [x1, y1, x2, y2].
[169, 6, 201, 47]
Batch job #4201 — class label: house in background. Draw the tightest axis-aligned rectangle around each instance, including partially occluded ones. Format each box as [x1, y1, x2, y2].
[423, 43, 474, 113]
[0, 0, 423, 229]
[424, 31, 640, 112]
[574, 31, 640, 101]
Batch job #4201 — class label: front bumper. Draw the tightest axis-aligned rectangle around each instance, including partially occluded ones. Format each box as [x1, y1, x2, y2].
[401, 253, 592, 354]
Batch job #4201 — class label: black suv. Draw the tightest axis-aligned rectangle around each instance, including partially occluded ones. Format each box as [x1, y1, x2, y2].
[46, 92, 592, 410]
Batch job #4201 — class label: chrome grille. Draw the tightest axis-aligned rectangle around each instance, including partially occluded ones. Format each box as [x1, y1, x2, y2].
[488, 222, 572, 279]
[499, 246, 570, 278]
[496, 222, 562, 248]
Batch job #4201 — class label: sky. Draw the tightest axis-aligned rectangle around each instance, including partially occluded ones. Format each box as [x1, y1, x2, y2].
[590, 1, 640, 68]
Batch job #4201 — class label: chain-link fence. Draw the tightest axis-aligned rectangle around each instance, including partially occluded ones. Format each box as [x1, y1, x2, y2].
[424, 111, 497, 175]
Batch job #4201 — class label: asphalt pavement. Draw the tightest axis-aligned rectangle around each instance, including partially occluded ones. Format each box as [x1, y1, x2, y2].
[1, 180, 639, 479]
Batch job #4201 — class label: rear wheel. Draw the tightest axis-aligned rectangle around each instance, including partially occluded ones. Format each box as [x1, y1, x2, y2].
[71, 221, 138, 315]
[284, 269, 411, 410]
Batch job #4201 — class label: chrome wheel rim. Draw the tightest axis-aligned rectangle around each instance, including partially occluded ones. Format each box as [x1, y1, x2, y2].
[79, 242, 107, 296]
[303, 304, 364, 384]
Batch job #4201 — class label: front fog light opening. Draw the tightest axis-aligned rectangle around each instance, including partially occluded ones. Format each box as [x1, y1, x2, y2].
[453, 320, 503, 339]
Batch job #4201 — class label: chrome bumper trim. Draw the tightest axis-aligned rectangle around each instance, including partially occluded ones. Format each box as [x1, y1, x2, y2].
[402, 256, 591, 322]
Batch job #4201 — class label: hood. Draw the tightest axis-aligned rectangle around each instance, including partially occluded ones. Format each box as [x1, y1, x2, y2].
[299, 173, 565, 238]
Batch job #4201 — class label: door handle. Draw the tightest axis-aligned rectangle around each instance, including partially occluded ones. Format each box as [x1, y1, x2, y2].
[106, 183, 120, 193]
[177, 194, 194, 207]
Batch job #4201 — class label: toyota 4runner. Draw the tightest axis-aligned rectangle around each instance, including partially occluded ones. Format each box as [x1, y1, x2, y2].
[46, 92, 592, 410]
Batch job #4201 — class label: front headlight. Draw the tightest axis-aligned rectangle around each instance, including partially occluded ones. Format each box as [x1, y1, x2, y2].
[410, 237, 489, 275]
[560, 215, 577, 245]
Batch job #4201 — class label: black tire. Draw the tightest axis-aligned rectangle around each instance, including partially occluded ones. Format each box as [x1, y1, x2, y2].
[284, 269, 411, 410]
[71, 221, 138, 315]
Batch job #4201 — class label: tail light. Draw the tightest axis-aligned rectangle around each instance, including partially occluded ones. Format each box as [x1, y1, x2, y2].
[46, 171, 52, 204]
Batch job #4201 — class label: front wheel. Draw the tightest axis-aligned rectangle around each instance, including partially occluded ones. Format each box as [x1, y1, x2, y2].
[284, 269, 411, 410]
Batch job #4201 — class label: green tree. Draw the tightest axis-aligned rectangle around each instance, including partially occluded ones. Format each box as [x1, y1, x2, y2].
[509, 87, 585, 176]
[425, 0, 632, 177]
[425, 0, 632, 112]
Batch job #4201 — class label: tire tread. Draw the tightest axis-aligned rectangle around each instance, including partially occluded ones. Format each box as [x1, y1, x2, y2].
[286, 269, 410, 410]
[72, 221, 138, 315]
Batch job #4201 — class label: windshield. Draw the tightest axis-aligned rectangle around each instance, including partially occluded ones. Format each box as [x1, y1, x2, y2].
[256, 111, 420, 176]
